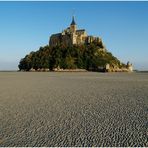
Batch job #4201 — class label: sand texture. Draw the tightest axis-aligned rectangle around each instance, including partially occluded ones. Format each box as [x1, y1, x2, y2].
[0, 72, 148, 147]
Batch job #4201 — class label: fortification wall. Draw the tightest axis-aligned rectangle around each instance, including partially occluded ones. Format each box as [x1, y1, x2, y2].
[49, 34, 61, 47]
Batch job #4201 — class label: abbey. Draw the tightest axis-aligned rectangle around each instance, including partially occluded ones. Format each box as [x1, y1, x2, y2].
[49, 16, 102, 47]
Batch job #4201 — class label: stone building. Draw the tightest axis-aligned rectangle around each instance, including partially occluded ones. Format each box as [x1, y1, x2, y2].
[49, 16, 102, 47]
[126, 61, 133, 72]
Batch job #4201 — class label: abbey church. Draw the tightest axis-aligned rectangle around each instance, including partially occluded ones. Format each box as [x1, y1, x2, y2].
[49, 16, 102, 47]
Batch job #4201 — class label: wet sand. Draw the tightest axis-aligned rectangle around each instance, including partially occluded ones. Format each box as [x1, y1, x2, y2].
[0, 72, 148, 146]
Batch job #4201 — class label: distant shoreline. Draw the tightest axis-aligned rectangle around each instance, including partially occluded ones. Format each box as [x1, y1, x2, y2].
[0, 70, 18, 72]
[136, 71, 148, 73]
[0, 70, 148, 73]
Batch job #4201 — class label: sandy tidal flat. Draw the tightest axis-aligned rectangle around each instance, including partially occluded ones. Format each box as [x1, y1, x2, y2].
[0, 72, 148, 146]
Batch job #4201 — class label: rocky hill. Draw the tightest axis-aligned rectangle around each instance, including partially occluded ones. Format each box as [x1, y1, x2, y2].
[18, 40, 132, 72]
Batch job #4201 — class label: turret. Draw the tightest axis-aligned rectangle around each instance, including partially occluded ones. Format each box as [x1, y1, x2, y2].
[126, 61, 133, 72]
[70, 16, 76, 33]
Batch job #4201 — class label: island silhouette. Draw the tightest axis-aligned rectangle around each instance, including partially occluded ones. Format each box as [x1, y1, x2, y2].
[18, 16, 133, 72]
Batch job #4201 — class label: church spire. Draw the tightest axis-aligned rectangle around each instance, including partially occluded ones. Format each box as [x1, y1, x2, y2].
[71, 16, 76, 25]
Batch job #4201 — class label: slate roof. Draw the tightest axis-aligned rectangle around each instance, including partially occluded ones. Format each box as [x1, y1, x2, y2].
[71, 16, 76, 25]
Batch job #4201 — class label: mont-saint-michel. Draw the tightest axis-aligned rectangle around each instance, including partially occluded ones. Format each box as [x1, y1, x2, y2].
[1, 1, 148, 147]
[18, 16, 133, 72]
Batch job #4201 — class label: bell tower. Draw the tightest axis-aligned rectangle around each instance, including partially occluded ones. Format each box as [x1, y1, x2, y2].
[70, 16, 76, 33]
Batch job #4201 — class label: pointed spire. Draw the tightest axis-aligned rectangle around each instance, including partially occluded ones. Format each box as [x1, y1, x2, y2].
[71, 16, 76, 25]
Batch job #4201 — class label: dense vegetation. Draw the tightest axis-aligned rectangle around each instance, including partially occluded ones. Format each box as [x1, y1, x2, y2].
[18, 42, 124, 71]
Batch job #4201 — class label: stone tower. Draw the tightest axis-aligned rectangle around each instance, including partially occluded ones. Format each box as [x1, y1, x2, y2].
[70, 16, 77, 44]
[126, 61, 133, 72]
[70, 16, 76, 33]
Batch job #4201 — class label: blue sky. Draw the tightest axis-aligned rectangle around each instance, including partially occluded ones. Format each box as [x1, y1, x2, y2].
[0, 1, 148, 70]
